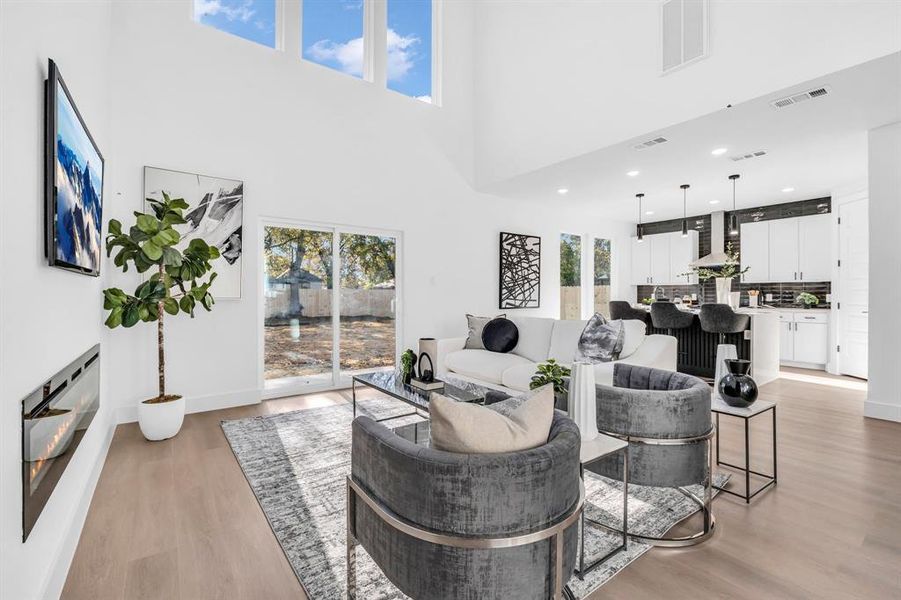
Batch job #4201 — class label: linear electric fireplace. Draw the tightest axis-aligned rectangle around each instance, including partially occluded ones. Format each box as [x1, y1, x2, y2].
[22, 344, 99, 541]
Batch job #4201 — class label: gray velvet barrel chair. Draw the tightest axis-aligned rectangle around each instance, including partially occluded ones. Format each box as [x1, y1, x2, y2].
[586, 363, 716, 547]
[609, 300, 650, 324]
[347, 411, 584, 600]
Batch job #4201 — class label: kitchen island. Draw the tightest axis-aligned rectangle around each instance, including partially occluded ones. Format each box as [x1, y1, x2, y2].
[634, 304, 780, 386]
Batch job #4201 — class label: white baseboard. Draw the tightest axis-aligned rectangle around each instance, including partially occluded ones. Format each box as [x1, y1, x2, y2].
[116, 388, 262, 424]
[864, 399, 901, 422]
[43, 410, 116, 600]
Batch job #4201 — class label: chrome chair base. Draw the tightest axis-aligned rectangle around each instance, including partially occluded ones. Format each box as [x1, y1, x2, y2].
[594, 426, 718, 548]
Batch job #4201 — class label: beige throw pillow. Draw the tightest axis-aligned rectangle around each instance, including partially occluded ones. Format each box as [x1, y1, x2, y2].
[429, 384, 555, 453]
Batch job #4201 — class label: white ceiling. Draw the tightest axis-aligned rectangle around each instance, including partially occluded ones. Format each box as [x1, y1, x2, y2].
[482, 52, 901, 223]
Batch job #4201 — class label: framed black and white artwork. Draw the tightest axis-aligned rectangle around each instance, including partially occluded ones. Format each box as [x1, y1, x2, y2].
[499, 232, 541, 309]
[143, 166, 243, 298]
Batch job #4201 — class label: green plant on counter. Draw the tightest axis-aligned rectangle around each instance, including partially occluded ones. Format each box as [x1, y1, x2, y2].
[681, 242, 750, 281]
[641, 297, 655, 305]
[530, 359, 571, 394]
[400, 349, 416, 380]
[796, 292, 819, 307]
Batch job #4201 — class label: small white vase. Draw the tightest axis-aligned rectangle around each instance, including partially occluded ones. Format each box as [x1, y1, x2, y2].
[715, 277, 732, 305]
[138, 395, 185, 441]
[568, 362, 599, 441]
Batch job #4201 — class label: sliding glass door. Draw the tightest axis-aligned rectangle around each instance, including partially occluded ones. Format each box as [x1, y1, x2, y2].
[263, 221, 400, 395]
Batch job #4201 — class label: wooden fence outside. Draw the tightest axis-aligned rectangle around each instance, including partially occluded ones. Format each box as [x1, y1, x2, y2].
[266, 288, 395, 319]
[560, 285, 611, 320]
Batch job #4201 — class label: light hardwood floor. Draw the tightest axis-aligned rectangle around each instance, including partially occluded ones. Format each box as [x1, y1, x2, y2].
[62, 370, 901, 599]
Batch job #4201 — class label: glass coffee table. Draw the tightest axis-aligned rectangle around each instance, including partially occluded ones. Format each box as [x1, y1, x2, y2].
[351, 371, 489, 428]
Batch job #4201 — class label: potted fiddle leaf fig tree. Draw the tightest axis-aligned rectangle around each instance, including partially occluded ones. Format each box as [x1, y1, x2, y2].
[103, 193, 220, 441]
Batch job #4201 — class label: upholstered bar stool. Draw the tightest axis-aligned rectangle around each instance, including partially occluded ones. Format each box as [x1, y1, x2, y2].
[609, 300, 650, 324]
[699, 304, 751, 398]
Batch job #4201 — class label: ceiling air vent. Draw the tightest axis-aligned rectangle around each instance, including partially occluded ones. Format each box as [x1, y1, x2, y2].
[770, 86, 832, 109]
[729, 149, 768, 162]
[633, 136, 669, 151]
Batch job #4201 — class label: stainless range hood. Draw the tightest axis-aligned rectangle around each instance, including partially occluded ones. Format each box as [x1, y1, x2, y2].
[689, 210, 730, 267]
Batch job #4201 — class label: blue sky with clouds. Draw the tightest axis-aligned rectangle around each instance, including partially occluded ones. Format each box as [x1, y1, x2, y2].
[196, 0, 431, 101]
[57, 81, 103, 190]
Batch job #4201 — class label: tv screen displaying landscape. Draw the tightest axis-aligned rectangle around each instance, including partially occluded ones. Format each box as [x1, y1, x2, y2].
[48, 62, 104, 275]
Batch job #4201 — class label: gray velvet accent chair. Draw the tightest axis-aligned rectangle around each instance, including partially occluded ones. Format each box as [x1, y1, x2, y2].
[609, 300, 650, 324]
[347, 409, 583, 600]
[586, 363, 716, 547]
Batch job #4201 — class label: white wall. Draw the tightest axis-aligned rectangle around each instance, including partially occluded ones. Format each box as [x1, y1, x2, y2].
[104, 0, 633, 422]
[866, 122, 901, 422]
[0, 2, 116, 599]
[473, 0, 901, 186]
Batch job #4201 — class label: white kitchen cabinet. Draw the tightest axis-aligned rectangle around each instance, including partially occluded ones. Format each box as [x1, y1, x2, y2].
[779, 320, 795, 362]
[740, 220, 770, 283]
[649, 234, 671, 284]
[742, 214, 833, 283]
[631, 231, 698, 285]
[794, 322, 829, 364]
[798, 213, 832, 281]
[769, 218, 801, 282]
[778, 310, 829, 367]
[669, 230, 699, 284]
[631, 236, 651, 285]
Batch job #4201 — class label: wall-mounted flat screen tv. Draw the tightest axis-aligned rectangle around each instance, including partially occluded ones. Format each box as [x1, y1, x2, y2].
[45, 59, 104, 276]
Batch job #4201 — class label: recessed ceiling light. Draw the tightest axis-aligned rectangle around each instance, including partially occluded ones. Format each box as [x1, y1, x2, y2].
[782, 187, 795, 193]
[645, 211, 655, 215]
[557, 188, 569, 195]
[711, 147, 728, 156]
[626, 170, 640, 177]
[709, 200, 720, 205]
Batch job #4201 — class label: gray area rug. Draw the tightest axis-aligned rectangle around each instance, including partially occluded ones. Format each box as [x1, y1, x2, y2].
[222, 398, 726, 599]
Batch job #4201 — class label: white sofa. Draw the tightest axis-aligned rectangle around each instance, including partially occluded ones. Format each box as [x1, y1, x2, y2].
[435, 316, 676, 395]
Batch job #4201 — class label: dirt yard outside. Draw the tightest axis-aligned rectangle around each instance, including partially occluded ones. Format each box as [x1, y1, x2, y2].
[264, 316, 396, 381]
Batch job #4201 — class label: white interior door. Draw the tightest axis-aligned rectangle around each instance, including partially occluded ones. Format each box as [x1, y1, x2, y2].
[838, 199, 869, 379]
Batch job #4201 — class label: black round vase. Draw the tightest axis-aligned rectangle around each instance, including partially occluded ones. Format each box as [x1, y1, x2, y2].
[718, 359, 758, 408]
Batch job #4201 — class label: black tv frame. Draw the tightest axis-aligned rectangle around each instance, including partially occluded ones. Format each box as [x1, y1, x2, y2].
[44, 58, 105, 277]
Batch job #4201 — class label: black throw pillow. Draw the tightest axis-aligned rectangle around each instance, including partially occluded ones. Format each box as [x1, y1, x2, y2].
[481, 317, 519, 353]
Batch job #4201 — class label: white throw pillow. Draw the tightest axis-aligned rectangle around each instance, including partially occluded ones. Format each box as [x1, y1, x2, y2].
[429, 384, 555, 453]
[618, 319, 647, 359]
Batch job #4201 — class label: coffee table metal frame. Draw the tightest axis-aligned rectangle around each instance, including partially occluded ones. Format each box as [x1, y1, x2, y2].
[575, 437, 628, 580]
[712, 401, 777, 503]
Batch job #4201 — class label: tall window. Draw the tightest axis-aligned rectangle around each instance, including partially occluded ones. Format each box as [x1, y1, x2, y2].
[387, 0, 432, 102]
[302, 0, 366, 78]
[594, 238, 612, 318]
[194, 0, 277, 48]
[560, 234, 581, 320]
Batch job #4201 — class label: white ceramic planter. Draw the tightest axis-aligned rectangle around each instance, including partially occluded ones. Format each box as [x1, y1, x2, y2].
[138, 395, 185, 441]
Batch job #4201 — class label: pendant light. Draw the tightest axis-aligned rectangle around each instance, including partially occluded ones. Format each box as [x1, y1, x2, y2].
[680, 184, 690, 237]
[728, 174, 740, 235]
[636, 193, 645, 242]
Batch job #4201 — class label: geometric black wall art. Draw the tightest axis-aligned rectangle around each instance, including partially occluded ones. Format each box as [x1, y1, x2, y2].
[499, 232, 541, 309]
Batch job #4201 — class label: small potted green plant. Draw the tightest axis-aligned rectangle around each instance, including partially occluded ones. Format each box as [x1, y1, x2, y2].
[102, 193, 220, 441]
[796, 292, 819, 309]
[400, 349, 417, 384]
[530, 359, 571, 408]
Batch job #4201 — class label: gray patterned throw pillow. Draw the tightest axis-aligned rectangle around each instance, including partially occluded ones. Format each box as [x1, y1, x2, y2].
[575, 314, 625, 363]
[464, 314, 505, 350]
